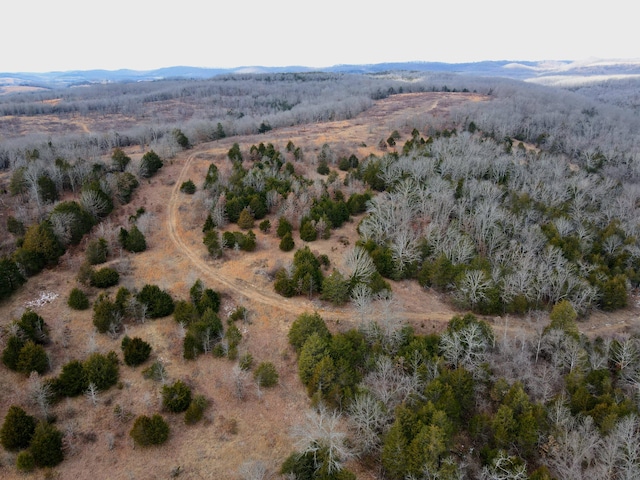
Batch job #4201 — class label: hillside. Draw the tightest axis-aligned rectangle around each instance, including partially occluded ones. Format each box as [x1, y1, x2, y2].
[2, 71, 640, 479]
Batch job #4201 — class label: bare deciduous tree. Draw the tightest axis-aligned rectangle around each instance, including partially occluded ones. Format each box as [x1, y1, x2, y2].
[347, 392, 389, 455]
[238, 460, 269, 480]
[27, 371, 52, 418]
[80, 189, 109, 219]
[291, 405, 353, 476]
[343, 246, 376, 286]
[85, 383, 100, 406]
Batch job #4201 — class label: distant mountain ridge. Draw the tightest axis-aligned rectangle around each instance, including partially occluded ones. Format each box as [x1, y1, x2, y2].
[2, 59, 640, 89]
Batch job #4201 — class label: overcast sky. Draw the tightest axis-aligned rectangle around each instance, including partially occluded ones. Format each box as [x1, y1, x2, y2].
[3, 0, 637, 73]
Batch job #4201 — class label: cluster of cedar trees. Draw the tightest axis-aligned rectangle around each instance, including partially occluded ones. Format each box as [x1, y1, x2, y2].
[1, 148, 164, 302]
[280, 302, 639, 479]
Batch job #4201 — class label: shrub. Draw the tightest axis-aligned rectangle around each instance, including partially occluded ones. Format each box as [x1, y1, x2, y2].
[142, 360, 167, 382]
[321, 269, 350, 305]
[184, 395, 208, 425]
[116, 172, 139, 203]
[225, 324, 242, 350]
[203, 229, 223, 258]
[85, 237, 108, 265]
[92, 294, 121, 334]
[202, 213, 215, 233]
[68, 287, 90, 310]
[162, 380, 192, 413]
[279, 232, 295, 252]
[173, 128, 190, 149]
[130, 414, 169, 446]
[90, 267, 120, 288]
[20, 223, 59, 267]
[274, 268, 296, 297]
[317, 159, 330, 175]
[139, 150, 163, 178]
[254, 362, 279, 387]
[16, 450, 35, 472]
[83, 351, 119, 391]
[17, 341, 49, 375]
[136, 284, 175, 318]
[240, 230, 257, 252]
[228, 306, 249, 324]
[259, 219, 271, 233]
[195, 288, 221, 315]
[237, 208, 255, 229]
[173, 300, 200, 326]
[299, 219, 318, 242]
[288, 312, 331, 352]
[1, 336, 24, 370]
[53, 360, 87, 397]
[0, 405, 36, 451]
[239, 353, 254, 370]
[111, 147, 131, 171]
[6, 215, 25, 236]
[222, 231, 237, 249]
[121, 336, 152, 367]
[120, 225, 147, 253]
[180, 179, 196, 194]
[276, 217, 293, 238]
[0, 256, 26, 301]
[29, 421, 63, 468]
[17, 309, 49, 344]
[183, 308, 223, 359]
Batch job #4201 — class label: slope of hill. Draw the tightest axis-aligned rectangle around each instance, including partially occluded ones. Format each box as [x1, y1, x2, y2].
[2, 68, 640, 479]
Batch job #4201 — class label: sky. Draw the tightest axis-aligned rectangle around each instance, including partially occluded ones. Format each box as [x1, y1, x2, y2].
[2, 0, 637, 73]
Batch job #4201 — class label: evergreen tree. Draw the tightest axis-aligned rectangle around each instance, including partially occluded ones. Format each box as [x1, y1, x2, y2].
[68, 288, 90, 310]
[180, 179, 196, 194]
[89, 267, 120, 288]
[130, 414, 169, 446]
[121, 336, 152, 367]
[162, 380, 192, 413]
[288, 312, 331, 352]
[203, 229, 222, 258]
[276, 217, 293, 238]
[139, 150, 163, 177]
[52, 360, 87, 397]
[85, 237, 108, 265]
[111, 147, 131, 172]
[0, 256, 26, 301]
[29, 422, 64, 468]
[120, 224, 147, 253]
[237, 207, 255, 229]
[83, 351, 119, 391]
[2, 335, 24, 371]
[0, 405, 36, 451]
[136, 284, 174, 318]
[321, 270, 350, 305]
[279, 232, 295, 252]
[16, 221, 64, 274]
[17, 341, 49, 375]
[254, 362, 279, 387]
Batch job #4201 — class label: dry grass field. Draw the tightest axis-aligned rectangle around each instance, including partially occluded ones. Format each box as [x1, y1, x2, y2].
[0, 91, 638, 480]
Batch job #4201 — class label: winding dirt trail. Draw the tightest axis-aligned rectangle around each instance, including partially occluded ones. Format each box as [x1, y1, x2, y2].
[166, 149, 314, 315]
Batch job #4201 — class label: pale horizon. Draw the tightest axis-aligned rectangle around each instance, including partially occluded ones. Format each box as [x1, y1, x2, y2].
[2, 0, 636, 74]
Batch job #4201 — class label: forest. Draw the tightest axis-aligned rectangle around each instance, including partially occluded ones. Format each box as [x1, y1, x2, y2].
[1, 70, 640, 479]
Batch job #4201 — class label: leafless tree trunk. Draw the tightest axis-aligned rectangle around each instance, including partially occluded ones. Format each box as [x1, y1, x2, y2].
[85, 383, 100, 406]
[291, 404, 353, 476]
[27, 372, 52, 418]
